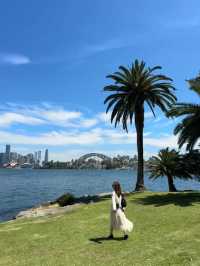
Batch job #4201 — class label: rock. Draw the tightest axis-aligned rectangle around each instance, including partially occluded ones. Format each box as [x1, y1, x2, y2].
[51, 193, 75, 207]
[14, 191, 131, 220]
[15, 203, 81, 220]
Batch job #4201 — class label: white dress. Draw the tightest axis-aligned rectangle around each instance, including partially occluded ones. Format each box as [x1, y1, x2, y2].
[110, 191, 133, 233]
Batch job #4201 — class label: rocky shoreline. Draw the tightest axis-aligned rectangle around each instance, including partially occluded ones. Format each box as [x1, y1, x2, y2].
[11, 189, 197, 221]
[8, 190, 197, 221]
[14, 192, 113, 220]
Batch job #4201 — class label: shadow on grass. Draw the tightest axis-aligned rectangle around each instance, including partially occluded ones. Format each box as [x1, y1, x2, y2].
[89, 236, 124, 244]
[51, 193, 111, 207]
[75, 191, 130, 205]
[133, 192, 200, 207]
[75, 194, 111, 204]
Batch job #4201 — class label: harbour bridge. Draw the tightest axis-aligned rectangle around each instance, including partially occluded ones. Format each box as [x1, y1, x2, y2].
[78, 153, 111, 162]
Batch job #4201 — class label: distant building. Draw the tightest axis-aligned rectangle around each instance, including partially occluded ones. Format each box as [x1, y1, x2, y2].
[34, 152, 38, 162]
[33, 151, 42, 168]
[10, 152, 18, 162]
[26, 153, 34, 164]
[4, 144, 11, 163]
[37, 150, 42, 165]
[17, 154, 26, 165]
[44, 149, 49, 164]
[0, 153, 4, 166]
[0, 145, 47, 168]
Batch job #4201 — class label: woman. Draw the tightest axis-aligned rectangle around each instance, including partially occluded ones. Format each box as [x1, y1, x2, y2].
[108, 181, 133, 240]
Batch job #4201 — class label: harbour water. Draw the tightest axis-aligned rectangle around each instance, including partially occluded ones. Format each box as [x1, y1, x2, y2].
[0, 168, 200, 222]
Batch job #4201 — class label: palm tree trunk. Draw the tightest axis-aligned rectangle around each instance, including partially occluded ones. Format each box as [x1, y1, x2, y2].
[167, 174, 177, 192]
[134, 106, 145, 192]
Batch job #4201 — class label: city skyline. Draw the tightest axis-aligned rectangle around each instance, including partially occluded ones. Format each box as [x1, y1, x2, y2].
[0, 143, 144, 170]
[0, 144, 49, 167]
[0, 144, 140, 163]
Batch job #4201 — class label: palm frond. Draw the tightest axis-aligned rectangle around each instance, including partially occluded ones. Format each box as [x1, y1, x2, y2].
[187, 75, 200, 96]
[103, 59, 176, 132]
[167, 103, 200, 117]
[148, 147, 197, 181]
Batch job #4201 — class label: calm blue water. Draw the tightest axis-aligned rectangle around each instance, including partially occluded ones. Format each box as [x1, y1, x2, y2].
[0, 169, 200, 222]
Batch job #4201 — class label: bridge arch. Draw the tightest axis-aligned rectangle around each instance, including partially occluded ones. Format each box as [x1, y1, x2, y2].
[78, 153, 111, 161]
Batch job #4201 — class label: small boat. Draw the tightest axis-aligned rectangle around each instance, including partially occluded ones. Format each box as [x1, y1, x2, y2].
[3, 162, 20, 168]
[20, 163, 33, 169]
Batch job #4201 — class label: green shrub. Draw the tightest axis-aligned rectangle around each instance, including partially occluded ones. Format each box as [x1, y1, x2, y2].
[55, 193, 75, 207]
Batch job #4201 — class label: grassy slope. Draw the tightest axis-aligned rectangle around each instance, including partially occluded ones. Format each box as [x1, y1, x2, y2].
[0, 192, 199, 266]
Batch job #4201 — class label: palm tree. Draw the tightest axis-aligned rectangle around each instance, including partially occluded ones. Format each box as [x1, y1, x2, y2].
[148, 147, 198, 192]
[182, 149, 200, 180]
[188, 74, 200, 95]
[168, 75, 200, 151]
[103, 59, 176, 191]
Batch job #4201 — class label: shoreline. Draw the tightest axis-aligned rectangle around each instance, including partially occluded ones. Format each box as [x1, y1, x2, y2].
[2, 189, 198, 223]
[9, 192, 114, 222]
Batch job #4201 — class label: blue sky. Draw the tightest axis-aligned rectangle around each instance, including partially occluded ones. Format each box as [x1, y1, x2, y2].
[0, 0, 200, 160]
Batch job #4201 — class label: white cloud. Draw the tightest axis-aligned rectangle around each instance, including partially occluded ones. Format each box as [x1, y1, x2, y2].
[39, 110, 81, 122]
[0, 103, 182, 160]
[0, 129, 102, 146]
[37, 109, 82, 127]
[0, 104, 94, 128]
[98, 111, 154, 123]
[49, 149, 86, 161]
[97, 112, 111, 123]
[0, 53, 31, 65]
[84, 38, 129, 55]
[160, 132, 170, 137]
[0, 113, 44, 127]
[80, 118, 98, 128]
[0, 104, 172, 130]
[144, 132, 152, 137]
[102, 129, 136, 144]
[144, 112, 154, 119]
[0, 126, 177, 150]
[91, 128, 177, 148]
[143, 151, 155, 159]
[144, 135, 178, 148]
[155, 119, 174, 128]
[154, 117, 162, 123]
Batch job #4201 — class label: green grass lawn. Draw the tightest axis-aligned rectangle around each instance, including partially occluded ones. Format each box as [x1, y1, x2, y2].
[0, 192, 200, 266]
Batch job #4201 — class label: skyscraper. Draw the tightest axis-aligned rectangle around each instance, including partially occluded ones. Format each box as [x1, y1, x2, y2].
[44, 149, 49, 163]
[34, 152, 38, 162]
[0, 153, 4, 166]
[4, 144, 11, 163]
[37, 150, 41, 165]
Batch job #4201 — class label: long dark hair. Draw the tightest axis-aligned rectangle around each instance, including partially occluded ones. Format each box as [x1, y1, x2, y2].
[112, 181, 122, 197]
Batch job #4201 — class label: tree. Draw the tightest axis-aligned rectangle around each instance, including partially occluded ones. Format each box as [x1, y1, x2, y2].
[181, 149, 200, 180]
[104, 59, 176, 191]
[148, 148, 199, 192]
[168, 75, 200, 151]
